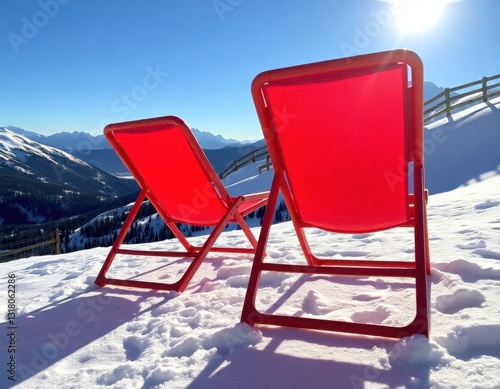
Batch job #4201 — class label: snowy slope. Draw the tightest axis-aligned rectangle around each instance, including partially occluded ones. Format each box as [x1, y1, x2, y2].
[424, 96, 500, 193]
[0, 171, 499, 388]
[0, 128, 137, 224]
[1, 100, 500, 388]
[0, 128, 91, 170]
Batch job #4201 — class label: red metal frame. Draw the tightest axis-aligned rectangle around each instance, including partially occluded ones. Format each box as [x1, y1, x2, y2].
[95, 116, 268, 292]
[241, 49, 431, 338]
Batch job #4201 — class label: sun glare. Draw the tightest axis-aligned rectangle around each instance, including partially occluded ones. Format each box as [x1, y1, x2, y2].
[394, 0, 446, 34]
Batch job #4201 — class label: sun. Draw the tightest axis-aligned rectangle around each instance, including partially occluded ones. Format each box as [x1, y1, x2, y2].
[394, 0, 446, 34]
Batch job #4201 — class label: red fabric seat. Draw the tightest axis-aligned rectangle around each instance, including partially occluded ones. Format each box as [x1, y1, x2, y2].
[241, 49, 431, 338]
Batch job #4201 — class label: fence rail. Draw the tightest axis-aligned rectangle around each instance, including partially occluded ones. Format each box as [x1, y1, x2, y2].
[424, 74, 500, 122]
[219, 145, 269, 179]
[0, 229, 61, 262]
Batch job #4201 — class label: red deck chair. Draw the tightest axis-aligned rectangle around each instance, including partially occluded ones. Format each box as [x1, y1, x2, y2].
[95, 116, 268, 292]
[241, 49, 431, 338]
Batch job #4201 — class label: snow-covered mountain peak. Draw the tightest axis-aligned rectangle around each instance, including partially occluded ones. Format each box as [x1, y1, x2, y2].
[0, 127, 139, 224]
[0, 127, 90, 168]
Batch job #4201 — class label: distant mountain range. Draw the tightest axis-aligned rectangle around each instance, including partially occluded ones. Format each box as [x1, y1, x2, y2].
[191, 128, 250, 149]
[6, 126, 250, 153]
[5, 125, 258, 175]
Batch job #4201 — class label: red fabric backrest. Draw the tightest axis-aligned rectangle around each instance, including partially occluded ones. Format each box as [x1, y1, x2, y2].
[261, 64, 411, 232]
[105, 118, 228, 226]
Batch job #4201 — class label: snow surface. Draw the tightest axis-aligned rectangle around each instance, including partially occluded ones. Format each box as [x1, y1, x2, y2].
[1, 100, 500, 388]
[1, 172, 499, 388]
[424, 96, 500, 194]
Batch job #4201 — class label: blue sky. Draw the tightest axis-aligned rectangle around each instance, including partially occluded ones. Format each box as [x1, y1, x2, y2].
[1, 0, 499, 140]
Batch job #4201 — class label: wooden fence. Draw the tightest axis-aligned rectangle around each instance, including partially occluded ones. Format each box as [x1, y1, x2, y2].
[0, 229, 61, 262]
[424, 74, 500, 122]
[221, 73, 500, 178]
[258, 154, 272, 174]
[219, 145, 269, 179]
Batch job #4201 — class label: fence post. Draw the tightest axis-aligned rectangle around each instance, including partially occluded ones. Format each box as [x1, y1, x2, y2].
[444, 88, 451, 117]
[55, 229, 61, 255]
[482, 77, 488, 103]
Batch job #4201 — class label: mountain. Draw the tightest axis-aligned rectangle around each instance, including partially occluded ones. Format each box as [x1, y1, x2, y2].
[191, 128, 251, 149]
[7, 126, 250, 153]
[6, 126, 108, 154]
[0, 128, 137, 224]
[424, 81, 446, 102]
[4, 126, 47, 143]
[72, 148, 128, 175]
[6, 126, 257, 175]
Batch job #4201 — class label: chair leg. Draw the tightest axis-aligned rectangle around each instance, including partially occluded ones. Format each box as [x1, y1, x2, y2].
[424, 204, 431, 275]
[96, 193, 247, 292]
[241, 171, 430, 338]
[241, 173, 282, 325]
[233, 212, 259, 250]
[280, 183, 317, 266]
[166, 220, 198, 252]
[413, 167, 430, 336]
[95, 189, 147, 287]
[175, 205, 260, 256]
[173, 196, 245, 292]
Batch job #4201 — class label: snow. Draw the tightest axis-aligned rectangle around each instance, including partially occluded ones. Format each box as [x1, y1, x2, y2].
[424, 96, 500, 194]
[223, 160, 274, 196]
[1, 101, 500, 388]
[0, 128, 91, 168]
[13, 204, 47, 224]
